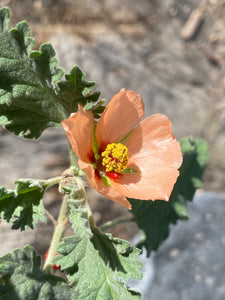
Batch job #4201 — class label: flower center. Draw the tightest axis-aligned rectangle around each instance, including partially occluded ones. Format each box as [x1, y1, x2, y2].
[101, 143, 129, 173]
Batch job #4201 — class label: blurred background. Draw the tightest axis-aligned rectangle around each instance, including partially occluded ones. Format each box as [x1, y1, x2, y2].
[0, 0, 224, 299]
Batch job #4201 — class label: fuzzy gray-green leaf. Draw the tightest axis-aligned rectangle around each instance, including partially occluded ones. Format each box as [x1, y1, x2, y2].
[0, 179, 47, 230]
[0, 245, 75, 300]
[55, 176, 143, 299]
[54, 228, 142, 300]
[0, 7, 101, 139]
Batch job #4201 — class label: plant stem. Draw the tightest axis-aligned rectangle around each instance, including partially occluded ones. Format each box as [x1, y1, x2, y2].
[75, 176, 96, 230]
[69, 143, 79, 170]
[43, 144, 95, 272]
[86, 198, 96, 230]
[45, 209, 57, 226]
[100, 214, 135, 231]
[43, 176, 62, 189]
[43, 193, 70, 272]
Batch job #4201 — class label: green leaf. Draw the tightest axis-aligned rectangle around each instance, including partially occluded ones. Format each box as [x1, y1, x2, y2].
[66, 179, 92, 238]
[0, 245, 76, 300]
[84, 98, 106, 119]
[54, 229, 142, 300]
[55, 177, 143, 299]
[58, 66, 101, 117]
[0, 179, 47, 230]
[0, 7, 101, 138]
[130, 138, 210, 256]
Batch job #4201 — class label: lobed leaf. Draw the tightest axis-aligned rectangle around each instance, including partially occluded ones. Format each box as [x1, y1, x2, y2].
[0, 179, 47, 230]
[0, 245, 75, 300]
[58, 66, 102, 118]
[0, 7, 101, 139]
[55, 177, 143, 299]
[54, 229, 142, 300]
[130, 138, 210, 255]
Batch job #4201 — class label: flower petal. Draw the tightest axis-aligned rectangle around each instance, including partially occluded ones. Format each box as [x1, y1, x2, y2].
[61, 107, 95, 163]
[111, 114, 183, 201]
[78, 160, 131, 209]
[96, 89, 144, 151]
[111, 168, 179, 201]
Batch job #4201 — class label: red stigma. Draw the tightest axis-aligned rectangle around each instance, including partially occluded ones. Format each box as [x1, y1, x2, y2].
[106, 172, 119, 180]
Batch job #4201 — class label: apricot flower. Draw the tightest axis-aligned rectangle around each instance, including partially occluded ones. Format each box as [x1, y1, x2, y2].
[62, 89, 183, 209]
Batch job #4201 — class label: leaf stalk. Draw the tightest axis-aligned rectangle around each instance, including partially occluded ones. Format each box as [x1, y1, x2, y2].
[100, 214, 135, 231]
[43, 176, 62, 189]
[43, 193, 70, 272]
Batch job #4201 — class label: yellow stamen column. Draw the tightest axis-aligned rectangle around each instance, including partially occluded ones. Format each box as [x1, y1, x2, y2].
[101, 143, 129, 173]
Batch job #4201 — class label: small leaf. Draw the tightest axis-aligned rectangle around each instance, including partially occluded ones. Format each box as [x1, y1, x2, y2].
[58, 66, 101, 118]
[83, 101, 92, 110]
[130, 138, 209, 255]
[0, 179, 47, 230]
[0, 245, 75, 300]
[84, 98, 106, 119]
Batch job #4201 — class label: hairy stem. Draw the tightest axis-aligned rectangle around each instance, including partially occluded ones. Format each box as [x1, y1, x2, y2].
[69, 143, 79, 170]
[43, 176, 62, 189]
[75, 176, 96, 230]
[43, 174, 95, 272]
[100, 214, 135, 231]
[43, 194, 69, 272]
[43, 144, 95, 272]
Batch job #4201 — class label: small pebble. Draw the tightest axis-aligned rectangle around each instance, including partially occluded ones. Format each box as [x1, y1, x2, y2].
[205, 213, 213, 222]
[195, 274, 203, 283]
[169, 248, 180, 259]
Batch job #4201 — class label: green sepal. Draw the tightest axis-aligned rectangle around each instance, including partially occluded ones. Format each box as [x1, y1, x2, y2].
[119, 129, 134, 144]
[122, 168, 139, 174]
[93, 123, 100, 160]
[100, 173, 112, 187]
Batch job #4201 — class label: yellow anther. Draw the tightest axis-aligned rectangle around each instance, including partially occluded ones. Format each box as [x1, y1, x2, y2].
[101, 143, 129, 173]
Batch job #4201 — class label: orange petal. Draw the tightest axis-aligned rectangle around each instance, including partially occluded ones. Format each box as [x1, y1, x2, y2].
[61, 107, 95, 163]
[111, 114, 183, 201]
[96, 89, 144, 151]
[111, 168, 179, 201]
[78, 160, 131, 209]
